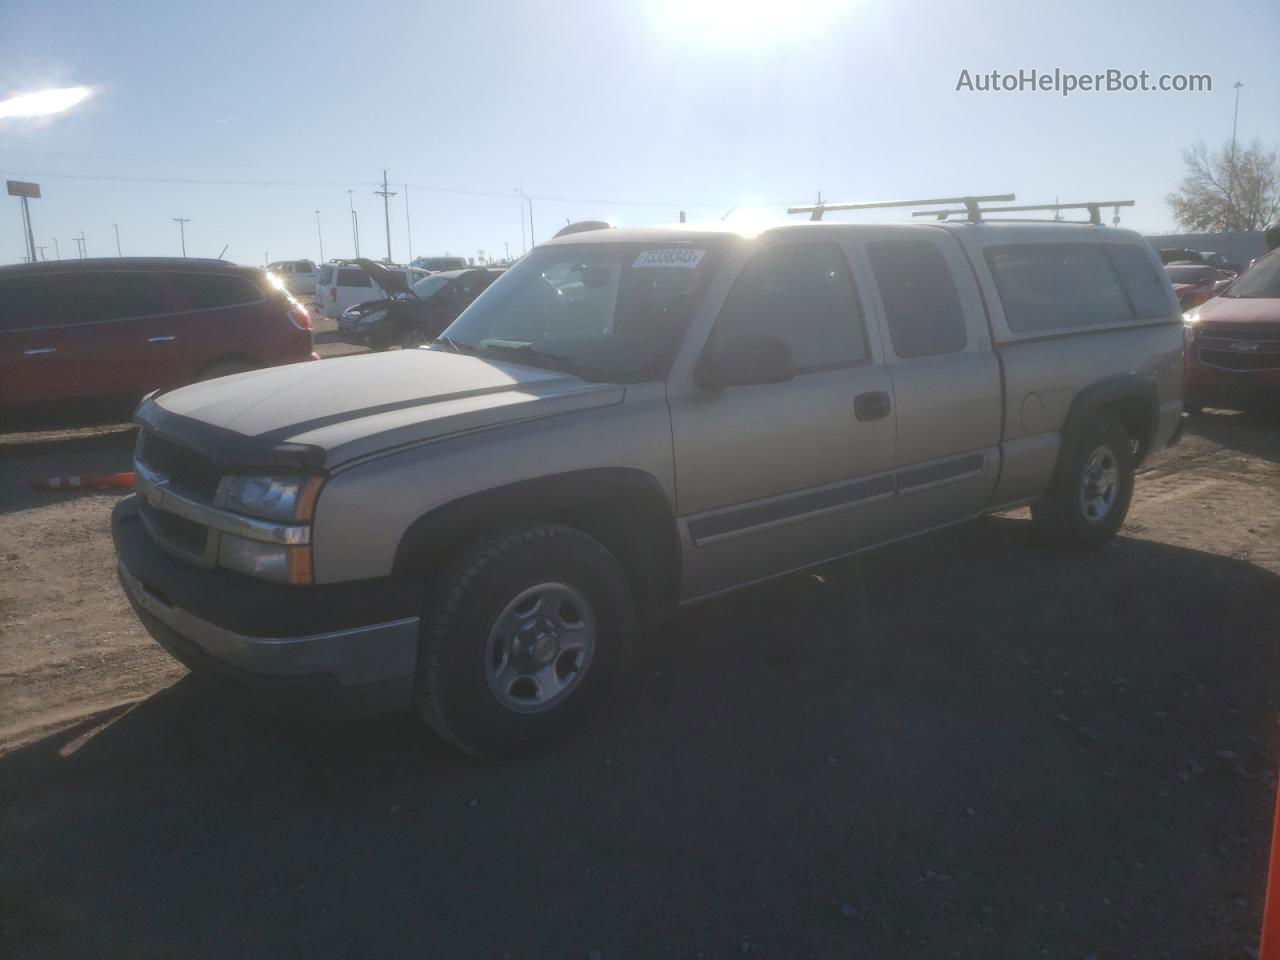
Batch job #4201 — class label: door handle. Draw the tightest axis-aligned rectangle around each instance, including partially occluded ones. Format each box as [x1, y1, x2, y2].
[854, 390, 892, 422]
[24, 347, 56, 356]
[148, 336, 176, 343]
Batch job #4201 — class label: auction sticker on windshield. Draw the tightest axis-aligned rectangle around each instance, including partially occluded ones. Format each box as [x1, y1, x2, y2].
[632, 249, 706, 269]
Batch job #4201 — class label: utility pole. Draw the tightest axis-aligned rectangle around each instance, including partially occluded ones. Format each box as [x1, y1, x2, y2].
[36, 245, 46, 261]
[173, 218, 190, 257]
[112, 223, 121, 256]
[76, 232, 86, 258]
[403, 184, 413, 265]
[504, 241, 510, 261]
[374, 170, 396, 263]
[516, 188, 535, 247]
[54, 238, 60, 260]
[347, 189, 359, 258]
[315, 210, 324, 263]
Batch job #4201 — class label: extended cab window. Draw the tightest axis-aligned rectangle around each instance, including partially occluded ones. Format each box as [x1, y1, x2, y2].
[714, 242, 868, 371]
[867, 239, 967, 358]
[986, 243, 1134, 333]
[1106, 245, 1172, 319]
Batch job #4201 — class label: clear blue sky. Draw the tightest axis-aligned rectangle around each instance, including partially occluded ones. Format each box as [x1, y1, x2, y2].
[1, 0, 1276, 266]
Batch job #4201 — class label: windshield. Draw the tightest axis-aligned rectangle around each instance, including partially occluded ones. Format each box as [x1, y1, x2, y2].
[440, 242, 721, 382]
[1223, 253, 1280, 298]
[1166, 266, 1216, 284]
[411, 275, 451, 299]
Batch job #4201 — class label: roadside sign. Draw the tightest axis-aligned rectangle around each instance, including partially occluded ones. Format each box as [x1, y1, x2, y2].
[7, 180, 41, 198]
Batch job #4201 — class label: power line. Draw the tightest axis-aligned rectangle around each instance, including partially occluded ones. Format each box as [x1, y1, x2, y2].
[0, 169, 766, 209]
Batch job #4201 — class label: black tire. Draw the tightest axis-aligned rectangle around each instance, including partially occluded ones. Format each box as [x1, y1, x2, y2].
[1031, 414, 1135, 550]
[195, 359, 254, 382]
[401, 326, 430, 349]
[416, 522, 634, 760]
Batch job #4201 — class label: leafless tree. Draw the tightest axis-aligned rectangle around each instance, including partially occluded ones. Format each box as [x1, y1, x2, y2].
[1167, 139, 1280, 232]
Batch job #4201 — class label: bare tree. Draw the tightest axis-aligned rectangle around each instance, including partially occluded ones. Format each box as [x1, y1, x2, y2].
[1167, 139, 1280, 232]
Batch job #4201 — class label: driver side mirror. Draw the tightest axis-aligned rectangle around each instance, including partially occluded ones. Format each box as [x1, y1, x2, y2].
[698, 333, 796, 389]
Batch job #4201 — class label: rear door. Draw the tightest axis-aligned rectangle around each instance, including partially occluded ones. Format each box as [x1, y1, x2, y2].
[668, 238, 899, 599]
[854, 228, 1002, 528]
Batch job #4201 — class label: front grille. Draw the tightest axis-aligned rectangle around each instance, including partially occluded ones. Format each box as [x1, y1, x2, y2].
[1197, 348, 1280, 372]
[139, 432, 222, 499]
[1197, 326, 1280, 341]
[139, 499, 208, 555]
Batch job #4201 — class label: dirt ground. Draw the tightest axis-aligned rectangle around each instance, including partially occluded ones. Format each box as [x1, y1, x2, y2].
[2, 367, 1279, 957]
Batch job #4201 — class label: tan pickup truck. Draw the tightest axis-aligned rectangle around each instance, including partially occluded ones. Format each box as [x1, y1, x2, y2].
[113, 210, 1184, 758]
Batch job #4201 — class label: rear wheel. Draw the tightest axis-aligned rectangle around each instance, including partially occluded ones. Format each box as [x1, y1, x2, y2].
[401, 326, 430, 349]
[1031, 414, 1135, 550]
[195, 359, 254, 381]
[416, 523, 634, 760]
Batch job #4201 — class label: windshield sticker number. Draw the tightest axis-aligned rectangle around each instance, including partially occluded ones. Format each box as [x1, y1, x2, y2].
[632, 249, 705, 269]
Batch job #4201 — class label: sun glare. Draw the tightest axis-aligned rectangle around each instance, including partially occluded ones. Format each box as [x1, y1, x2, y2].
[652, 0, 849, 46]
[0, 86, 95, 120]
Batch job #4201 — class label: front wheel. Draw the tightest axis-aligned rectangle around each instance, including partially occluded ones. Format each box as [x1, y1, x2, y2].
[1031, 414, 1135, 550]
[400, 326, 430, 349]
[416, 523, 634, 760]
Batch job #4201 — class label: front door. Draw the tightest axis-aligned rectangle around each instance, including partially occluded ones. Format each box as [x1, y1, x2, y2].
[668, 239, 899, 600]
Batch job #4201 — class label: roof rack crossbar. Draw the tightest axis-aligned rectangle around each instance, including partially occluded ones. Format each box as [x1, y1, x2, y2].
[787, 194, 1015, 223]
[913, 200, 1135, 226]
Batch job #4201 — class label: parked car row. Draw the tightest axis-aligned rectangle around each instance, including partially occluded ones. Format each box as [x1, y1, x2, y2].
[0, 258, 317, 417]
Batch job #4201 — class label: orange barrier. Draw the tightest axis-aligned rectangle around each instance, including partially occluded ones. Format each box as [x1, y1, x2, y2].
[28, 472, 136, 492]
[1261, 776, 1280, 960]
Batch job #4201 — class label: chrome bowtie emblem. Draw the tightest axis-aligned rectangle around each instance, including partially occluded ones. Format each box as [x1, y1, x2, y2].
[1228, 341, 1259, 353]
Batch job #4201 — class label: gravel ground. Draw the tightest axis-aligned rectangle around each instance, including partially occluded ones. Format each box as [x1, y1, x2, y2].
[1, 393, 1278, 959]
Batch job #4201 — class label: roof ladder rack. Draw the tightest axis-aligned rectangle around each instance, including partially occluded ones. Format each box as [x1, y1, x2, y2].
[912, 200, 1135, 226]
[787, 194, 1015, 223]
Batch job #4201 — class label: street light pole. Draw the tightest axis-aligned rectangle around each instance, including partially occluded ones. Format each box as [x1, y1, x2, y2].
[112, 223, 121, 257]
[347, 189, 359, 258]
[315, 210, 324, 263]
[404, 184, 413, 265]
[173, 218, 190, 257]
[1228, 81, 1244, 230]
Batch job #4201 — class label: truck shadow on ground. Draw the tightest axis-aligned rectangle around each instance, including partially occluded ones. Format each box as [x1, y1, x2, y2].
[4, 517, 1279, 959]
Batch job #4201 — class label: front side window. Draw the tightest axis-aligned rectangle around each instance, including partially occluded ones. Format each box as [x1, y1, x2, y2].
[986, 243, 1134, 333]
[412, 275, 451, 299]
[443, 242, 721, 382]
[868, 239, 968, 357]
[710, 242, 868, 371]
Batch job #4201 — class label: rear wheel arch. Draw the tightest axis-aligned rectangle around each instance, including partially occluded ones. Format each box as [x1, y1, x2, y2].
[393, 468, 681, 621]
[1059, 375, 1157, 467]
[194, 353, 260, 382]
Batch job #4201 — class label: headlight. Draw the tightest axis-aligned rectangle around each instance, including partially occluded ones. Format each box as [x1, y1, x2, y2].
[218, 534, 312, 584]
[358, 308, 388, 325]
[224, 474, 323, 522]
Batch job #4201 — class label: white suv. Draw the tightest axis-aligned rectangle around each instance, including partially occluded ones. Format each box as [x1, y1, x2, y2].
[313, 261, 428, 319]
[266, 260, 318, 297]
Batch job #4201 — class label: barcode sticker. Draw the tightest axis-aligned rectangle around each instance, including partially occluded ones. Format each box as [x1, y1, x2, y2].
[632, 249, 706, 269]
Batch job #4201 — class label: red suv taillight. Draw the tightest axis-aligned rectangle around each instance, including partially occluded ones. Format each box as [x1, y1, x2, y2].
[288, 306, 314, 332]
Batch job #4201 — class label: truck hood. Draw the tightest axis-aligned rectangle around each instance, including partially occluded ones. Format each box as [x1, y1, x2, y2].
[153, 349, 623, 466]
[1195, 295, 1280, 326]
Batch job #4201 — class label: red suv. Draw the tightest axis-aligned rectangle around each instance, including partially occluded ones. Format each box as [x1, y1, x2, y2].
[1183, 249, 1280, 412]
[0, 258, 317, 416]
